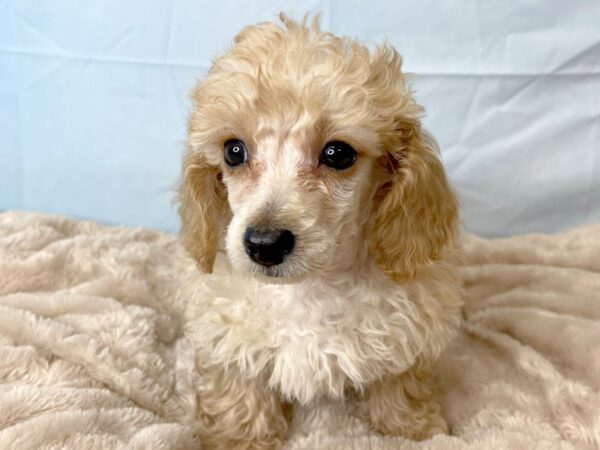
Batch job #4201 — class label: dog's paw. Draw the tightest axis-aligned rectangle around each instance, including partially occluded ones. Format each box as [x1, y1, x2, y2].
[398, 413, 448, 441]
[368, 412, 448, 441]
[359, 392, 449, 441]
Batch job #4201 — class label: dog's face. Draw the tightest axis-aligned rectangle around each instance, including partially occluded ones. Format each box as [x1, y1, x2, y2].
[179, 16, 458, 283]
[221, 131, 375, 280]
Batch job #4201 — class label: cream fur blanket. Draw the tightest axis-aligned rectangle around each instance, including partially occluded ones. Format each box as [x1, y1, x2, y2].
[1, 211, 598, 449]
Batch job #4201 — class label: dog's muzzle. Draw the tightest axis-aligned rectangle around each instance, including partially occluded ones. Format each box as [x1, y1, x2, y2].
[243, 227, 295, 267]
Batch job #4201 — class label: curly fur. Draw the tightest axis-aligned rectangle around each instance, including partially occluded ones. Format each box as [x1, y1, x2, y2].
[177, 14, 462, 449]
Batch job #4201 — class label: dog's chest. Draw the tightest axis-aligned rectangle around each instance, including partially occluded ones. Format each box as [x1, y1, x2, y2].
[195, 273, 451, 404]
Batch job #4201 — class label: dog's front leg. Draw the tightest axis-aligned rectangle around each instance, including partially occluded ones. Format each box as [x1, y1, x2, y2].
[356, 364, 448, 441]
[197, 364, 288, 450]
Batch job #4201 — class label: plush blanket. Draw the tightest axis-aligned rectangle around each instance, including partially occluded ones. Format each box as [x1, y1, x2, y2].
[1, 211, 598, 449]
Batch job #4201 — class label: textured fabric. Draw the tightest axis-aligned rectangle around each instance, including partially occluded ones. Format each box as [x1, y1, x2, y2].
[0, 211, 599, 449]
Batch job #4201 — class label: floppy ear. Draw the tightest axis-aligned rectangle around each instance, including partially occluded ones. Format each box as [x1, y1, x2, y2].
[369, 118, 459, 283]
[177, 147, 229, 273]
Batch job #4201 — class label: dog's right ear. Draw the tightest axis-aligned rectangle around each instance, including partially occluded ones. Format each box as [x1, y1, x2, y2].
[177, 147, 229, 273]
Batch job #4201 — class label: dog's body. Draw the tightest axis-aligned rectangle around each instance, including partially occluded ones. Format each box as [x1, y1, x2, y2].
[178, 15, 462, 449]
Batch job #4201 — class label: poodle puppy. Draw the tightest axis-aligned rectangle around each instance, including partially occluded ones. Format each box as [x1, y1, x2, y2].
[178, 14, 462, 450]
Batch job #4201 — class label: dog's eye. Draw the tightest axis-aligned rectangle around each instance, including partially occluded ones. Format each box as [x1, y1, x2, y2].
[224, 139, 247, 167]
[320, 141, 357, 170]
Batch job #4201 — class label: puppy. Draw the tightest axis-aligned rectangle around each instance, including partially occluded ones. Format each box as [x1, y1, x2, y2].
[178, 14, 462, 450]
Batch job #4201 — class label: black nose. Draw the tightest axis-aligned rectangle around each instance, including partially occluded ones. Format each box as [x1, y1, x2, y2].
[243, 227, 295, 267]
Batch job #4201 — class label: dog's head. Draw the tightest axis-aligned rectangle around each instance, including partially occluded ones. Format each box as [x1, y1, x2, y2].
[178, 15, 458, 283]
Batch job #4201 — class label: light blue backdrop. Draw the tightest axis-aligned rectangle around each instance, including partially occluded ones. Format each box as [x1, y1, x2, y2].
[1, 0, 599, 236]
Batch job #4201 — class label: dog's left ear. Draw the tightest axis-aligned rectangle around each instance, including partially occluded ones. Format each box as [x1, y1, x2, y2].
[369, 117, 459, 283]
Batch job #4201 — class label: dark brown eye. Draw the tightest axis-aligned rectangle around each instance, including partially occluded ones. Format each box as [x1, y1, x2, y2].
[320, 141, 357, 170]
[224, 139, 247, 167]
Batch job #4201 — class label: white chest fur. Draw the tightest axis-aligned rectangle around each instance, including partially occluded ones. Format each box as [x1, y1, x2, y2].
[183, 258, 461, 405]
